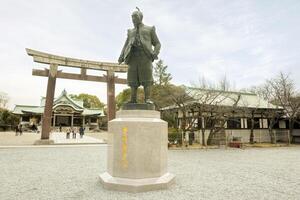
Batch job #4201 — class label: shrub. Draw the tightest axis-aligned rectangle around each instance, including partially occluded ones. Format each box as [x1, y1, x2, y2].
[168, 128, 182, 144]
[0, 108, 19, 131]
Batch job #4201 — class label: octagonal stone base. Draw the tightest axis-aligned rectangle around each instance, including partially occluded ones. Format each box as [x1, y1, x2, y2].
[99, 110, 175, 192]
[99, 172, 175, 193]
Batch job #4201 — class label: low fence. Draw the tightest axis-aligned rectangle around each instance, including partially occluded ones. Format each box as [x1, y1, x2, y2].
[192, 129, 291, 146]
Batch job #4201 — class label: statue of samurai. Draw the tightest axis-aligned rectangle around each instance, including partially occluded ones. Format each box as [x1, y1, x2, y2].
[118, 8, 161, 104]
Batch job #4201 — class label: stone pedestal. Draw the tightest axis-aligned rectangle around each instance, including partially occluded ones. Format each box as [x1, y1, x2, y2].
[122, 103, 155, 110]
[99, 110, 175, 192]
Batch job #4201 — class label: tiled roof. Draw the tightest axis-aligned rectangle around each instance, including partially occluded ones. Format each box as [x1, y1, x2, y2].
[187, 87, 280, 109]
[161, 87, 282, 110]
[13, 105, 44, 114]
[82, 109, 104, 116]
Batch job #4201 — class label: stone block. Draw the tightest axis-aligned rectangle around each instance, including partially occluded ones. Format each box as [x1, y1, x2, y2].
[34, 139, 54, 145]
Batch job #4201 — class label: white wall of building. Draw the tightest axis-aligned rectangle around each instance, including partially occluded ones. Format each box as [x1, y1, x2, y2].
[194, 129, 289, 144]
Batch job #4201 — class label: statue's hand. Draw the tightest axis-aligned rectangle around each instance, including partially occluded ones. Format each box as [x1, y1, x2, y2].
[118, 57, 124, 64]
[151, 53, 158, 61]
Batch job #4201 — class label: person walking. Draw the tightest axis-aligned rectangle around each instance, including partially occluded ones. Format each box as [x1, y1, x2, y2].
[15, 125, 19, 136]
[66, 127, 71, 139]
[79, 126, 85, 139]
[18, 124, 23, 136]
[72, 127, 76, 139]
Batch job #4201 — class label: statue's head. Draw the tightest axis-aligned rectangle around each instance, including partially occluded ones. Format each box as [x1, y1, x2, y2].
[131, 8, 143, 27]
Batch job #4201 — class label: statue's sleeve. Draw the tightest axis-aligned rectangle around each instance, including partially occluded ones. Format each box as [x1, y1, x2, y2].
[151, 26, 161, 56]
[119, 30, 130, 62]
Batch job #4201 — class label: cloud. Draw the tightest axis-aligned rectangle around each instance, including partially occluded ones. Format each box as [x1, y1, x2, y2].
[0, 0, 300, 109]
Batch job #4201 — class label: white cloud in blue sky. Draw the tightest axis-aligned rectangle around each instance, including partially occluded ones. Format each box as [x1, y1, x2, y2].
[0, 0, 300, 109]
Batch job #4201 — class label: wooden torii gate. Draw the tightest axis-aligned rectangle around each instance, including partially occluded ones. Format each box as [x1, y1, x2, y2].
[26, 48, 128, 140]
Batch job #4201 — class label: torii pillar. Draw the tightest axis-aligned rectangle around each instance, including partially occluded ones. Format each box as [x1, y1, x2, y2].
[42, 64, 57, 139]
[107, 70, 116, 120]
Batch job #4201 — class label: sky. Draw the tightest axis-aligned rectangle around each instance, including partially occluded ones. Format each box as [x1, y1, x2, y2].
[1, 0, 300, 110]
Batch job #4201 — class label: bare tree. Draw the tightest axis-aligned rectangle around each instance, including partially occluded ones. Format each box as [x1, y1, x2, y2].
[258, 86, 281, 143]
[188, 77, 241, 145]
[266, 72, 300, 141]
[167, 86, 194, 146]
[188, 88, 228, 145]
[206, 92, 241, 145]
[218, 74, 234, 91]
[0, 92, 9, 108]
[165, 76, 242, 146]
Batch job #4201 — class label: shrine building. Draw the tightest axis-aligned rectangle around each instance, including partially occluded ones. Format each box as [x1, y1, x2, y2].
[13, 90, 104, 131]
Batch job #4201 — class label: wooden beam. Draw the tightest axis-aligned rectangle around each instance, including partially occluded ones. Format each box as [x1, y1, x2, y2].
[26, 48, 128, 72]
[32, 69, 127, 84]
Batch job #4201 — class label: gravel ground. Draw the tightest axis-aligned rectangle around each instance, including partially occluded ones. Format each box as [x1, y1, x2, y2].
[0, 146, 300, 200]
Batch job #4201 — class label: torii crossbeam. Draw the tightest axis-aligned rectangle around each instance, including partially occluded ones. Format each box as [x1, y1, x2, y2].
[26, 48, 128, 140]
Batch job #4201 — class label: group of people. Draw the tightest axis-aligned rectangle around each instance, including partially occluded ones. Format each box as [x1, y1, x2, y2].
[62, 126, 85, 139]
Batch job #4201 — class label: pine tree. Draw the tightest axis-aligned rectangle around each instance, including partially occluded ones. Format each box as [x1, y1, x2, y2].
[153, 59, 172, 86]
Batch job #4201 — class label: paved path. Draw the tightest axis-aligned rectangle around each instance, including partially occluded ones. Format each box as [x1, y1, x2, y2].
[0, 132, 40, 146]
[50, 132, 105, 144]
[0, 146, 300, 200]
[0, 131, 107, 146]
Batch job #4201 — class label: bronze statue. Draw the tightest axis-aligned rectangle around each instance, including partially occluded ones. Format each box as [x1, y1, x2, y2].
[118, 8, 161, 104]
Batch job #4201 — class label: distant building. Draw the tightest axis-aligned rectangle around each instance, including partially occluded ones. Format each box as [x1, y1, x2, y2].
[13, 90, 105, 131]
[161, 88, 300, 144]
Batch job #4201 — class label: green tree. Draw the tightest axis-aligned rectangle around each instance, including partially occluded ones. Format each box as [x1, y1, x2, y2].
[116, 84, 185, 110]
[151, 84, 186, 109]
[0, 108, 19, 131]
[153, 59, 172, 86]
[70, 93, 105, 109]
[116, 88, 145, 109]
